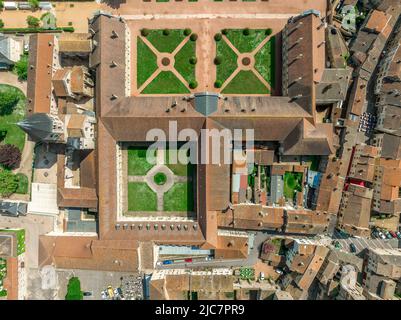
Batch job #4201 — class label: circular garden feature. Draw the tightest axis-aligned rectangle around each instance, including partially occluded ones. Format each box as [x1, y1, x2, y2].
[161, 57, 170, 66]
[154, 172, 167, 185]
[242, 57, 251, 66]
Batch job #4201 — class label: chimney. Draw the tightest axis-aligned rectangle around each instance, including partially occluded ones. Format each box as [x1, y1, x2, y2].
[110, 60, 118, 68]
[111, 94, 118, 100]
[111, 30, 119, 38]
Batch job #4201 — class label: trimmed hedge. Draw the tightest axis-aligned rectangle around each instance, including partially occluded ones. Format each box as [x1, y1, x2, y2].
[265, 28, 273, 35]
[190, 33, 198, 41]
[222, 29, 228, 35]
[141, 28, 150, 37]
[163, 28, 170, 36]
[184, 28, 192, 36]
[189, 57, 197, 65]
[0, 27, 74, 33]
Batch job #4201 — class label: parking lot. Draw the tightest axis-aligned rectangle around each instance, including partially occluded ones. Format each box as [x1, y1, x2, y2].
[336, 238, 400, 254]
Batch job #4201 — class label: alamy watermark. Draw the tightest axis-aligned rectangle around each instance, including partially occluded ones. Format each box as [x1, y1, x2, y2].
[145, 121, 255, 165]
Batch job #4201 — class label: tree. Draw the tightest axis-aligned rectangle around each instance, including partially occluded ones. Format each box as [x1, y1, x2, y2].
[163, 28, 170, 36]
[65, 277, 83, 300]
[0, 19, 4, 29]
[189, 80, 198, 89]
[0, 144, 21, 169]
[214, 80, 222, 88]
[214, 56, 222, 65]
[214, 33, 222, 41]
[189, 56, 197, 65]
[183, 28, 191, 36]
[0, 0, 3, 9]
[190, 33, 198, 41]
[243, 28, 250, 36]
[26, 15, 40, 28]
[0, 170, 19, 197]
[0, 89, 20, 116]
[28, 0, 39, 9]
[14, 55, 28, 81]
[140, 28, 149, 37]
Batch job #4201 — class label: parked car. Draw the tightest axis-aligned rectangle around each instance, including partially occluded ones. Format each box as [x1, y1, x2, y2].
[83, 291, 92, 297]
[349, 243, 357, 253]
[396, 231, 401, 239]
[275, 268, 283, 275]
[378, 231, 386, 240]
[107, 286, 114, 298]
[385, 231, 393, 239]
[101, 291, 107, 299]
[156, 261, 162, 266]
[116, 287, 124, 298]
[205, 256, 213, 261]
[162, 260, 173, 265]
[259, 272, 265, 281]
[184, 258, 193, 263]
[389, 231, 397, 238]
[18, 2, 32, 10]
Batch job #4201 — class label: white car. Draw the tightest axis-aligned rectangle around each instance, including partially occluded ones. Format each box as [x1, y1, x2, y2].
[205, 256, 213, 261]
[101, 291, 107, 300]
[156, 261, 162, 266]
[275, 269, 283, 275]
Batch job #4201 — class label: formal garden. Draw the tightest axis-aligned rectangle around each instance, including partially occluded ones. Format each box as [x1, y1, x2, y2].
[214, 28, 275, 94]
[126, 146, 194, 214]
[137, 28, 197, 94]
[0, 84, 28, 197]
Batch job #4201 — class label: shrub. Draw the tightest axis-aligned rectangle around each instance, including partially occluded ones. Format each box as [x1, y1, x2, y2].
[265, 28, 273, 35]
[222, 29, 228, 35]
[243, 28, 250, 36]
[190, 33, 198, 41]
[14, 54, 28, 81]
[0, 19, 4, 29]
[214, 33, 222, 41]
[26, 16, 40, 28]
[61, 26, 74, 33]
[141, 28, 149, 37]
[189, 56, 197, 64]
[184, 28, 192, 36]
[189, 80, 198, 89]
[214, 56, 222, 65]
[28, 0, 39, 9]
[0, 170, 19, 197]
[0, 89, 20, 116]
[0, 144, 21, 169]
[68, 22, 73, 26]
[0, 0, 3, 9]
[163, 28, 170, 36]
[214, 80, 222, 88]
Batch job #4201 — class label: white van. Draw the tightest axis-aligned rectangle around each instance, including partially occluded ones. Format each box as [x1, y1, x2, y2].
[38, 2, 52, 10]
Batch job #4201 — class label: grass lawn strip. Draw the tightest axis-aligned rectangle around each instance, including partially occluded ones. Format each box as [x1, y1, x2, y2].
[127, 147, 155, 175]
[164, 182, 193, 212]
[216, 39, 238, 84]
[222, 70, 269, 94]
[16, 173, 28, 194]
[254, 36, 275, 88]
[174, 40, 196, 84]
[0, 85, 26, 151]
[141, 71, 190, 94]
[128, 182, 158, 211]
[225, 29, 267, 53]
[137, 37, 158, 88]
[146, 29, 187, 53]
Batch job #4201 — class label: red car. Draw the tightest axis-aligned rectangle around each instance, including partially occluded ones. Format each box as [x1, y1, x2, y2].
[184, 258, 193, 263]
[389, 231, 397, 238]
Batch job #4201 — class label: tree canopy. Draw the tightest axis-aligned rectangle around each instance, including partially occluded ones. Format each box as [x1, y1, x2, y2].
[0, 144, 22, 169]
[0, 170, 19, 197]
[0, 89, 20, 116]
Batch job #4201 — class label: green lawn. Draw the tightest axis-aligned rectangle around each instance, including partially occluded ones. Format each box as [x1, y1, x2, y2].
[164, 182, 193, 212]
[65, 277, 83, 300]
[146, 29, 187, 53]
[254, 36, 275, 90]
[16, 173, 28, 194]
[283, 172, 303, 200]
[127, 147, 155, 176]
[222, 70, 269, 94]
[137, 37, 158, 88]
[0, 85, 26, 151]
[174, 39, 196, 84]
[216, 39, 238, 84]
[0, 229, 25, 255]
[225, 29, 267, 53]
[165, 148, 195, 176]
[141, 71, 190, 94]
[128, 182, 158, 211]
